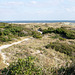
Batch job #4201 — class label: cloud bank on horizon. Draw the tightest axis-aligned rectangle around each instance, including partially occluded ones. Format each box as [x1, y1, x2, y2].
[0, 0, 75, 21]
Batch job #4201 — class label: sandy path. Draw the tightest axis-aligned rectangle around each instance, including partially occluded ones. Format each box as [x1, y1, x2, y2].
[0, 38, 30, 50]
[0, 37, 32, 69]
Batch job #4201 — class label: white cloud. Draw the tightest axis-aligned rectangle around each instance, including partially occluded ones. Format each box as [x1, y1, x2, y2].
[66, 8, 71, 12]
[30, 1, 37, 4]
[66, 7, 75, 12]
[72, 7, 75, 12]
[36, 10, 53, 14]
[39, 0, 64, 7]
[69, 0, 75, 2]
[1, 1, 24, 6]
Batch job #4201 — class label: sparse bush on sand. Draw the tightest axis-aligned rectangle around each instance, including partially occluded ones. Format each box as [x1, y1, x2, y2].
[45, 42, 75, 56]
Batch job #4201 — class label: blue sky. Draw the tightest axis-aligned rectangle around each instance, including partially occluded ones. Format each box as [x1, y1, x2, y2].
[0, 0, 75, 21]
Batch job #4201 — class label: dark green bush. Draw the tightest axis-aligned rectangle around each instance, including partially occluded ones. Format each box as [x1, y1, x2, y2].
[32, 31, 42, 39]
[42, 27, 75, 39]
[18, 32, 26, 37]
[0, 35, 12, 42]
[45, 42, 75, 56]
[0, 30, 3, 35]
[0, 24, 34, 42]
[55, 28, 75, 39]
[55, 28, 66, 34]
[9, 27, 22, 35]
[66, 31, 75, 39]
[43, 27, 55, 34]
[2, 57, 43, 75]
[3, 29, 10, 35]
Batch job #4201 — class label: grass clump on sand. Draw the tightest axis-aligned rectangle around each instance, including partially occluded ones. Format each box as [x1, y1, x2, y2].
[32, 31, 42, 39]
[59, 37, 66, 41]
[45, 42, 75, 56]
[54, 62, 75, 75]
[2, 56, 44, 75]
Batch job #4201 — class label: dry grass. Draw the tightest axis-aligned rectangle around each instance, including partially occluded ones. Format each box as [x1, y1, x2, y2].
[0, 54, 7, 69]
[13, 22, 75, 30]
[1, 34, 72, 69]
[0, 22, 75, 70]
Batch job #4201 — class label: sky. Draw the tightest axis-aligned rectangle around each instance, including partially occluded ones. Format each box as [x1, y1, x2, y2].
[0, 0, 75, 21]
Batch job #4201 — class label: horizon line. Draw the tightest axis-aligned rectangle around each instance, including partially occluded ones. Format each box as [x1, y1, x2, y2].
[0, 20, 75, 21]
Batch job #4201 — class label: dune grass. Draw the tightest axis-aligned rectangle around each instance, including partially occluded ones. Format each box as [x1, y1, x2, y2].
[0, 22, 75, 75]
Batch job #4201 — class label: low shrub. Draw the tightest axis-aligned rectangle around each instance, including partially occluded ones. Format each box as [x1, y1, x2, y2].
[32, 31, 42, 39]
[0, 23, 34, 42]
[0, 30, 3, 36]
[55, 28, 75, 39]
[0, 36, 11, 42]
[66, 30, 75, 39]
[42, 27, 75, 39]
[42, 27, 55, 34]
[59, 37, 66, 41]
[2, 57, 43, 75]
[45, 42, 75, 56]
[3, 29, 10, 35]
[55, 28, 66, 34]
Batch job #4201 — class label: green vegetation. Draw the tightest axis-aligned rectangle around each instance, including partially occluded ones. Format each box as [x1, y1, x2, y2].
[0, 22, 8, 28]
[43, 27, 75, 39]
[0, 23, 75, 75]
[0, 25, 30, 42]
[51, 34, 66, 41]
[32, 31, 42, 39]
[59, 37, 66, 41]
[0, 23, 42, 42]
[2, 56, 75, 75]
[42, 27, 55, 34]
[2, 56, 43, 75]
[51, 34, 60, 39]
[45, 42, 75, 56]
[55, 27, 75, 39]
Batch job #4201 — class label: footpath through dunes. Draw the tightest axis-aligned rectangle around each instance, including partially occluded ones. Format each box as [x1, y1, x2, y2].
[0, 22, 74, 74]
[1, 34, 72, 70]
[0, 37, 32, 69]
[0, 53, 7, 69]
